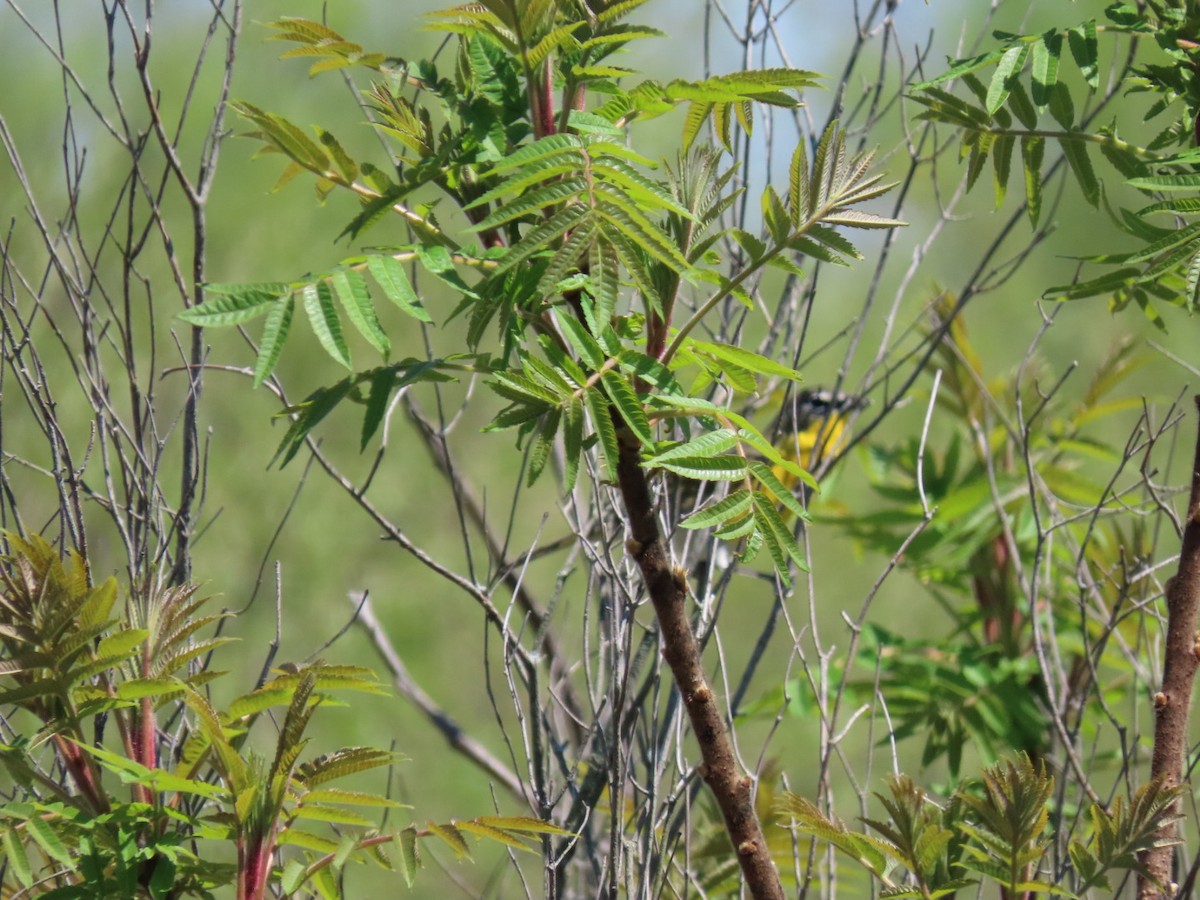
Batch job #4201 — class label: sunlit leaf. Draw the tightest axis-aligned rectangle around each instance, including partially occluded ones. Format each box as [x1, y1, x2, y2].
[180, 284, 289, 327]
[301, 282, 352, 369]
[1030, 30, 1061, 109]
[986, 45, 1028, 115]
[1020, 135, 1044, 227]
[331, 269, 389, 357]
[1067, 20, 1099, 89]
[366, 255, 433, 322]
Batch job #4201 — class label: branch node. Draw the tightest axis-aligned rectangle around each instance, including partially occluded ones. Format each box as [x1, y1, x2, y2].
[672, 564, 689, 593]
[1154, 691, 1169, 709]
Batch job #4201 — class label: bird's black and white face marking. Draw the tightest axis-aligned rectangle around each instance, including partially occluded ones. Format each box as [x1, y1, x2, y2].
[774, 389, 865, 433]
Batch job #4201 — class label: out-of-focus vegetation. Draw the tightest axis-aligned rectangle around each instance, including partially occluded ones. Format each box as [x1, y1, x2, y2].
[4, 0, 1200, 897]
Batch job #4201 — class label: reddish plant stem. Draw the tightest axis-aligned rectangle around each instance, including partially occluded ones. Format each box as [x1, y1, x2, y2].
[530, 57, 556, 139]
[613, 426, 783, 899]
[238, 831, 274, 900]
[131, 645, 156, 806]
[645, 310, 667, 361]
[1138, 396, 1200, 899]
[52, 734, 109, 814]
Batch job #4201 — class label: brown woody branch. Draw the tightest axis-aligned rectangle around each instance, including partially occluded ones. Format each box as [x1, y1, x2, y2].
[613, 425, 784, 899]
[1139, 395, 1200, 899]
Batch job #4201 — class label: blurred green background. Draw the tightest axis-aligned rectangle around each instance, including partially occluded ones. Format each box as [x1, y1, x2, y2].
[1, 1, 1195, 896]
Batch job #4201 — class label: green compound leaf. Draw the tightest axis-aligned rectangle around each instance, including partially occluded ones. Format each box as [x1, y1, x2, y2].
[752, 491, 807, 583]
[653, 454, 746, 481]
[331, 269, 389, 357]
[524, 350, 577, 393]
[537, 222, 595, 297]
[563, 396, 585, 493]
[455, 819, 536, 852]
[490, 205, 590, 277]
[681, 489, 754, 529]
[985, 45, 1027, 115]
[1006, 79, 1037, 129]
[646, 428, 739, 465]
[295, 746, 396, 787]
[394, 826, 419, 887]
[1043, 267, 1139, 301]
[366, 254, 433, 322]
[22, 813, 73, 865]
[992, 133, 1014, 207]
[490, 371, 562, 406]
[281, 860, 307, 895]
[301, 281, 352, 369]
[588, 239, 621, 326]
[1061, 138, 1099, 207]
[682, 100, 712, 152]
[585, 386, 620, 477]
[272, 379, 355, 467]
[554, 309, 606, 370]
[1137, 196, 1200, 216]
[527, 409, 561, 486]
[718, 512, 759, 542]
[1128, 172, 1200, 192]
[779, 793, 891, 878]
[911, 49, 1006, 91]
[1187, 247, 1200, 313]
[417, 244, 479, 299]
[748, 461, 808, 520]
[472, 178, 588, 230]
[602, 371, 653, 444]
[475, 814, 573, 835]
[911, 87, 991, 129]
[1124, 220, 1200, 265]
[254, 295, 295, 387]
[1067, 20, 1099, 89]
[360, 367, 396, 450]
[180, 283, 290, 326]
[618, 349, 681, 394]
[1030, 30, 1062, 109]
[427, 820, 471, 860]
[685, 338, 805, 383]
[2, 827, 33, 887]
[1020, 135, 1045, 228]
[233, 101, 330, 172]
[74, 740, 229, 801]
[1048, 80, 1075, 130]
[964, 131, 992, 193]
[316, 127, 358, 182]
[803, 223, 866, 260]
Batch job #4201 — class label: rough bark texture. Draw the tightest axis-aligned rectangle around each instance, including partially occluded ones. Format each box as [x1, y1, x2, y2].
[614, 428, 784, 899]
[1138, 396, 1200, 899]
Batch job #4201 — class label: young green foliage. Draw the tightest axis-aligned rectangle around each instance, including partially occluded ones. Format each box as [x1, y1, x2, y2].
[0, 535, 557, 897]
[181, 3, 901, 586]
[812, 302, 1151, 777]
[782, 755, 1183, 898]
[176, 9, 904, 894]
[911, 3, 1200, 326]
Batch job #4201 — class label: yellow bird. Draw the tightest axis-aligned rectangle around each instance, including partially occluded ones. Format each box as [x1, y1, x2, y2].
[769, 388, 864, 489]
[669, 388, 863, 520]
